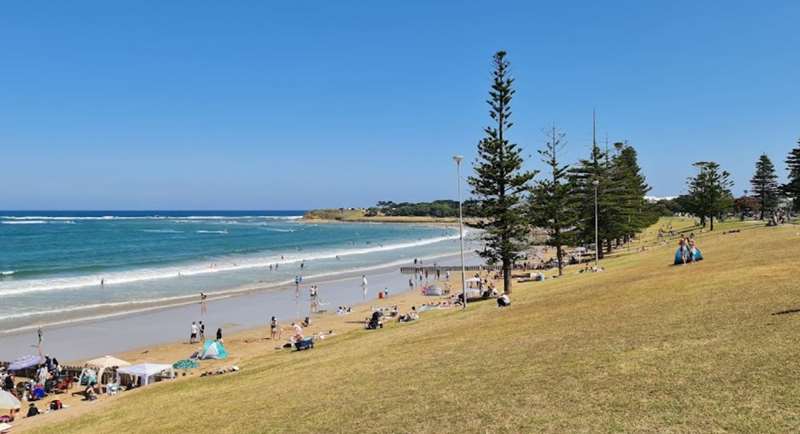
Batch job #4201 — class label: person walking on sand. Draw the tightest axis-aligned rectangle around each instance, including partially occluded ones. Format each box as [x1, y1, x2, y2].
[216, 327, 223, 343]
[361, 275, 368, 300]
[36, 327, 43, 356]
[199, 321, 205, 341]
[190, 321, 198, 344]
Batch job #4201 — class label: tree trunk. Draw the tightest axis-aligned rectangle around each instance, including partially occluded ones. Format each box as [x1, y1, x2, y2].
[556, 244, 563, 276]
[502, 259, 512, 294]
[710, 216, 715, 231]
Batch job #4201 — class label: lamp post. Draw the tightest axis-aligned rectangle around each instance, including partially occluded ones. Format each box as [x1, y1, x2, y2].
[592, 179, 600, 270]
[453, 155, 467, 310]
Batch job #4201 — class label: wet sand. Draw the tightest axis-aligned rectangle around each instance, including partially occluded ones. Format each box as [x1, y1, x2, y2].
[0, 252, 481, 362]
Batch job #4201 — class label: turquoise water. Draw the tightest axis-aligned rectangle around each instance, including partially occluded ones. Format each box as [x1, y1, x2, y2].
[0, 211, 462, 332]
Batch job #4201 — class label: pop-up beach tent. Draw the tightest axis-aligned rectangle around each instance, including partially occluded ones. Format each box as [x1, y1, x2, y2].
[0, 390, 21, 411]
[198, 340, 228, 360]
[117, 363, 174, 386]
[86, 355, 130, 383]
[422, 285, 444, 296]
[8, 355, 43, 371]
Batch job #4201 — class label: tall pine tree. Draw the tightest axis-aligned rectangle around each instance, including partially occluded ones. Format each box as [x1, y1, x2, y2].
[610, 142, 652, 241]
[784, 138, 800, 212]
[468, 51, 535, 294]
[529, 126, 576, 275]
[750, 154, 780, 220]
[568, 142, 619, 257]
[686, 161, 734, 231]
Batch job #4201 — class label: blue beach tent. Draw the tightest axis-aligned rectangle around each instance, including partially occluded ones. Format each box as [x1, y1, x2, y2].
[199, 340, 228, 360]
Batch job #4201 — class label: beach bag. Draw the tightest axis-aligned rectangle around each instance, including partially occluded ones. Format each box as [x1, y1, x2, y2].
[294, 338, 314, 351]
[50, 399, 63, 410]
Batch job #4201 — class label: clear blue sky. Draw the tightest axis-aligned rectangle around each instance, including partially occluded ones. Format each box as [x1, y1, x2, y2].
[1, 1, 798, 210]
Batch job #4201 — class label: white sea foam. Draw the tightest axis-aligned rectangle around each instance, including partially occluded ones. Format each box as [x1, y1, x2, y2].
[0, 230, 464, 298]
[0, 215, 303, 221]
[196, 230, 228, 234]
[1, 220, 48, 224]
[0, 249, 464, 332]
[141, 229, 184, 234]
[259, 227, 296, 232]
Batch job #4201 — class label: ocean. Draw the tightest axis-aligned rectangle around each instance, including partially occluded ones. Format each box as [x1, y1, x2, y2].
[0, 211, 466, 335]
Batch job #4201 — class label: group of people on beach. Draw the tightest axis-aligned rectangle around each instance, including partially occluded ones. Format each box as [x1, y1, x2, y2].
[189, 321, 222, 344]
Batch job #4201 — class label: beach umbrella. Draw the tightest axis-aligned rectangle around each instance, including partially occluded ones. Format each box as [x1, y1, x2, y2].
[8, 355, 43, 371]
[0, 390, 21, 411]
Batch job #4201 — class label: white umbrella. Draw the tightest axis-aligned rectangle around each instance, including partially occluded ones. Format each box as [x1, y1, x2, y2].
[0, 390, 21, 411]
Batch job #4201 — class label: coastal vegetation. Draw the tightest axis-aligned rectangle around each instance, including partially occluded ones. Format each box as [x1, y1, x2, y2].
[782, 138, 800, 212]
[528, 126, 575, 275]
[468, 51, 536, 294]
[750, 154, 780, 220]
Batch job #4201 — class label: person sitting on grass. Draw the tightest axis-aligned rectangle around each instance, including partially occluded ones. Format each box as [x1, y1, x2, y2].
[674, 238, 690, 265]
[688, 239, 703, 263]
[497, 293, 511, 308]
[398, 306, 419, 322]
[366, 311, 383, 329]
[291, 322, 304, 342]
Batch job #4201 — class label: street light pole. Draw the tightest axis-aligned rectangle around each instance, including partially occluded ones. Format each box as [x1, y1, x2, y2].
[593, 179, 600, 270]
[453, 155, 467, 310]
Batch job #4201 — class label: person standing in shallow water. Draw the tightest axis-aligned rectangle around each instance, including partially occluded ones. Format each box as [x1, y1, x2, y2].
[361, 275, 368, 300]
[200, 292, 208, 315]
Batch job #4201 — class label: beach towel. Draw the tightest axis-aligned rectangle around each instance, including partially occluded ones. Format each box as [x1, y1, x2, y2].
[173, 359, 199, 369]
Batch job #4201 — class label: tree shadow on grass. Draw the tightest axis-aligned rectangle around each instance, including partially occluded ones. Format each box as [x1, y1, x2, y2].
[771, 308, 800, 316]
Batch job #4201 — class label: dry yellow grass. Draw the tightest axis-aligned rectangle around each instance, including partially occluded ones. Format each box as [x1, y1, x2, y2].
[27, 218, 800, 433]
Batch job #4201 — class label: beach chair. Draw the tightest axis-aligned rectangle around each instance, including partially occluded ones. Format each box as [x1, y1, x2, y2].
[52, 377, 74, 394]
[105, 382, 120, 396]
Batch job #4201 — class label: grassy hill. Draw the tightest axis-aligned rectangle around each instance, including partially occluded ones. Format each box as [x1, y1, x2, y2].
[33, 218, 800, 433]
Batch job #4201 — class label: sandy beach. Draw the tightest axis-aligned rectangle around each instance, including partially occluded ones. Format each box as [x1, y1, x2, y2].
[8, 252, 492, 432]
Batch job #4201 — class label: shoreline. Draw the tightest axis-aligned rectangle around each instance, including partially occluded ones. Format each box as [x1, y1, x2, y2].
[0, 224, 472, 335]
[0, 249, 470, 338]
[0, 250, 483, 362]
